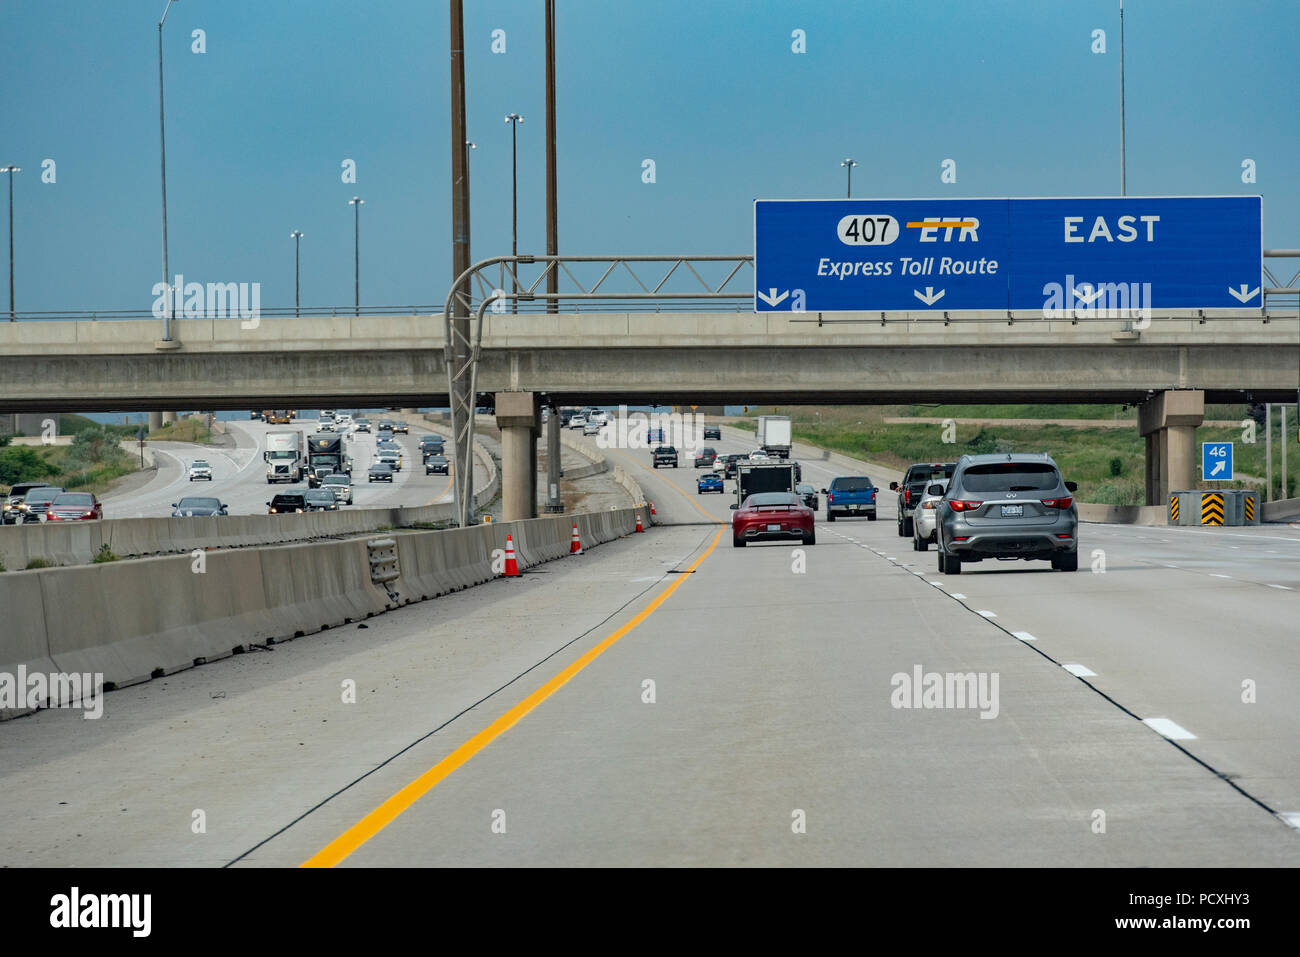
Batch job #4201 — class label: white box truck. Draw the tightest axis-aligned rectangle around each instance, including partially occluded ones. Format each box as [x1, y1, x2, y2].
[756, 415, 792, 459]
[265, 430, 305, 483]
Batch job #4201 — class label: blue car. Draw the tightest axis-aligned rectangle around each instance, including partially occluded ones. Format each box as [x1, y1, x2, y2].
[697, 472, 724, 494]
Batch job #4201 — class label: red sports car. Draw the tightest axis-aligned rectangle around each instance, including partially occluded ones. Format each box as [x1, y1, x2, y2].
[731, 491, 815, 547]
[45, 492, 103, 521]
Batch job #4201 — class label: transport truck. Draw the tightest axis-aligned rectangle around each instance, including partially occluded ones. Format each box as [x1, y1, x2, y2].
[306, 433, 353, 487]
[264, 430, 305, 483]
[267, 410, 295, 425]
[756, 415, 792, 459]
[735, 461, 796, 508]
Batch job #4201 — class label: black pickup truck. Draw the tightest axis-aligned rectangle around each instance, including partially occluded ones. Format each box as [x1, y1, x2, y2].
[652, 446, 679, 468]
[891, 461, 956, 537]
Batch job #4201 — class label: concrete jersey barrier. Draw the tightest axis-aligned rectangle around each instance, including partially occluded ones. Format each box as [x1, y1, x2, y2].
[2, 505, 644, 720]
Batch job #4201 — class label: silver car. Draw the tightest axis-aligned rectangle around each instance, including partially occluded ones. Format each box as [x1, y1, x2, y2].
[936, 453, 1078, 574]
[321, 472, 353, 505]
[911, 478, 949, 551]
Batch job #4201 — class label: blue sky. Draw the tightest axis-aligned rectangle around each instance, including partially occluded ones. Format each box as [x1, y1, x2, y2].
[1, 0, 1295, 313]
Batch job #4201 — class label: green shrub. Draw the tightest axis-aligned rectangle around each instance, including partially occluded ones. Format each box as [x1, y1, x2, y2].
[26, 557, 52, 569]
[0, 446, 53, 485]
[1109, 457, 1124, 477]
[92, 544, 118, 564]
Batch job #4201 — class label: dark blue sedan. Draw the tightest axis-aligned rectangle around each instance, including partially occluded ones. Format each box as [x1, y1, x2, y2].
[696, 471, 724, 494]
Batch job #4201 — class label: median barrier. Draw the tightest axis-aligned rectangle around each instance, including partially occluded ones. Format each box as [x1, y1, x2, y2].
[1261, 496, 1300, 522]
[257, 538, 392, 638]
[0, 571, 59, 718]
[1076, 504, 1168, 526]
[3, 506, 644, 716]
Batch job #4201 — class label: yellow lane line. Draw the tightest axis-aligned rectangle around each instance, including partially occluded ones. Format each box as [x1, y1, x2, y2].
[302, 526, 725, 867]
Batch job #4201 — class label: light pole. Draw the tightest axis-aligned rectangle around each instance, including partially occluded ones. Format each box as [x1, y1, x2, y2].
[290, 230, 303, 316]
[841, 158, 857, 198]
[1, 165, 19, 321]
[348, 197, 363, 316]
[505, 113, 524, 314]
[1119, 0, 1127, 195]
[158, 0, 179, 340]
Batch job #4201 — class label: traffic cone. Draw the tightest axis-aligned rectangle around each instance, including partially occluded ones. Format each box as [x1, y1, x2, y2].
[503, 533, 520, 577]
[569, 522, 583, 554]
[649, 501, 656, 516]
[635, 513, 644, 532]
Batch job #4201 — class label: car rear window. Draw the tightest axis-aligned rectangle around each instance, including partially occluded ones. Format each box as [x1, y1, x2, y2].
[960, 463, 1060, 492]
[748, 492, 800, 507]
[831, 477, 874, 491]
[910, 464, 954, 482]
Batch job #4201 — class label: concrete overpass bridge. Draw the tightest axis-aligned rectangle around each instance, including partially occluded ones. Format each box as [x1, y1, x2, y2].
[1, 306, 1297, 515]
[0, 309, 1296, 409]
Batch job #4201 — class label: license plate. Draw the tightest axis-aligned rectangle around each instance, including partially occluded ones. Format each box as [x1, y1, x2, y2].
[849, 505, 858, 511]
[767, 523, 782, 532]
[1001, 505, 1024, 517]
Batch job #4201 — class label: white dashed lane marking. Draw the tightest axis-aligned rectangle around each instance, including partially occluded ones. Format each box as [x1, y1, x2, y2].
[1062, 663, 1097, 677]
[1143, 718, 1197, 741]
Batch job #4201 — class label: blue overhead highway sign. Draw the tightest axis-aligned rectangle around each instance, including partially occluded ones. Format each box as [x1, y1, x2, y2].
[753, 196, 1262, 313]
[1202, 442, 1234, 481]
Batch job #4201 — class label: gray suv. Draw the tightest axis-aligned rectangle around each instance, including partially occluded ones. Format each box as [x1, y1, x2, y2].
[936, 453, 1078, 574]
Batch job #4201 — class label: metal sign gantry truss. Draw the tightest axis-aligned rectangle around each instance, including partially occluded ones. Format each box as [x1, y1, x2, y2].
[442, 255, 755, 526]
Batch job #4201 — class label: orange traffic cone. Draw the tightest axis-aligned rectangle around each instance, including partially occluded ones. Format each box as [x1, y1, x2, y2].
[649, 501, 656, 516]
[635, 513, 644, 532]
[570, 522, 583, 554]
[503, 533, 520, 576]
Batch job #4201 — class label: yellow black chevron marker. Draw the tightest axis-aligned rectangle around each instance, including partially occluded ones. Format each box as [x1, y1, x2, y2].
[1200, 492, 1225, 526]
[1244, 494, 1255, 522]
[1169, 495, 1180, 522]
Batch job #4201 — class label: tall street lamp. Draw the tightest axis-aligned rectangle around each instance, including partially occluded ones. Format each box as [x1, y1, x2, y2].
[290, 230, 304, 316]
[505, 113, 524, 314]
[1, 165, 19, 321]
[158, 0, 179, 340]
[348, 197, 363, 316]
[841, 158, 857, 198]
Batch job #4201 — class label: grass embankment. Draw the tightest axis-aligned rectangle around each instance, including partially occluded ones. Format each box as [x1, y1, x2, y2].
[733, 405, 1297, 505]
[0, 425, 138, 496]
[147, 419, 215, 443]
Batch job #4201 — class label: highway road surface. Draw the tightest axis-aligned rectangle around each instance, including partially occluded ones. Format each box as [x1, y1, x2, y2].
[1, 419, 1297, 866]
[99, 418, 453, 517]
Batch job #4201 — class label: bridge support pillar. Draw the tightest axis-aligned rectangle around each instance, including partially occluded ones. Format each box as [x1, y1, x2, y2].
[496, 391, 538, 521]
[149, 411, 163, 432]
[1138, 390, 1204, 506]
[544, 403, 564, 513]
[161, 411, 177, 426]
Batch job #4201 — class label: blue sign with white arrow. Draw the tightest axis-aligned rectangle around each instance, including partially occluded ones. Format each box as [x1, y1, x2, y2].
[1202, 442, 1234, 481]
[753, 196, 1262, 313]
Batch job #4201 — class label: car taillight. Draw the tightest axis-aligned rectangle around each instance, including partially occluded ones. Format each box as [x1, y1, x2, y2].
[948, 500, 983, 512]
[921, 501, 938, 509]
[1042, 497, 1073, 509]
[903, 488, 912, 505]
[827, 492, 833, 502]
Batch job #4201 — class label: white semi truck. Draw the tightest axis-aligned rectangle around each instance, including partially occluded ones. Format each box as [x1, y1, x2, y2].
[756, 415, 792, 459]
[265, 430, 306, 483]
